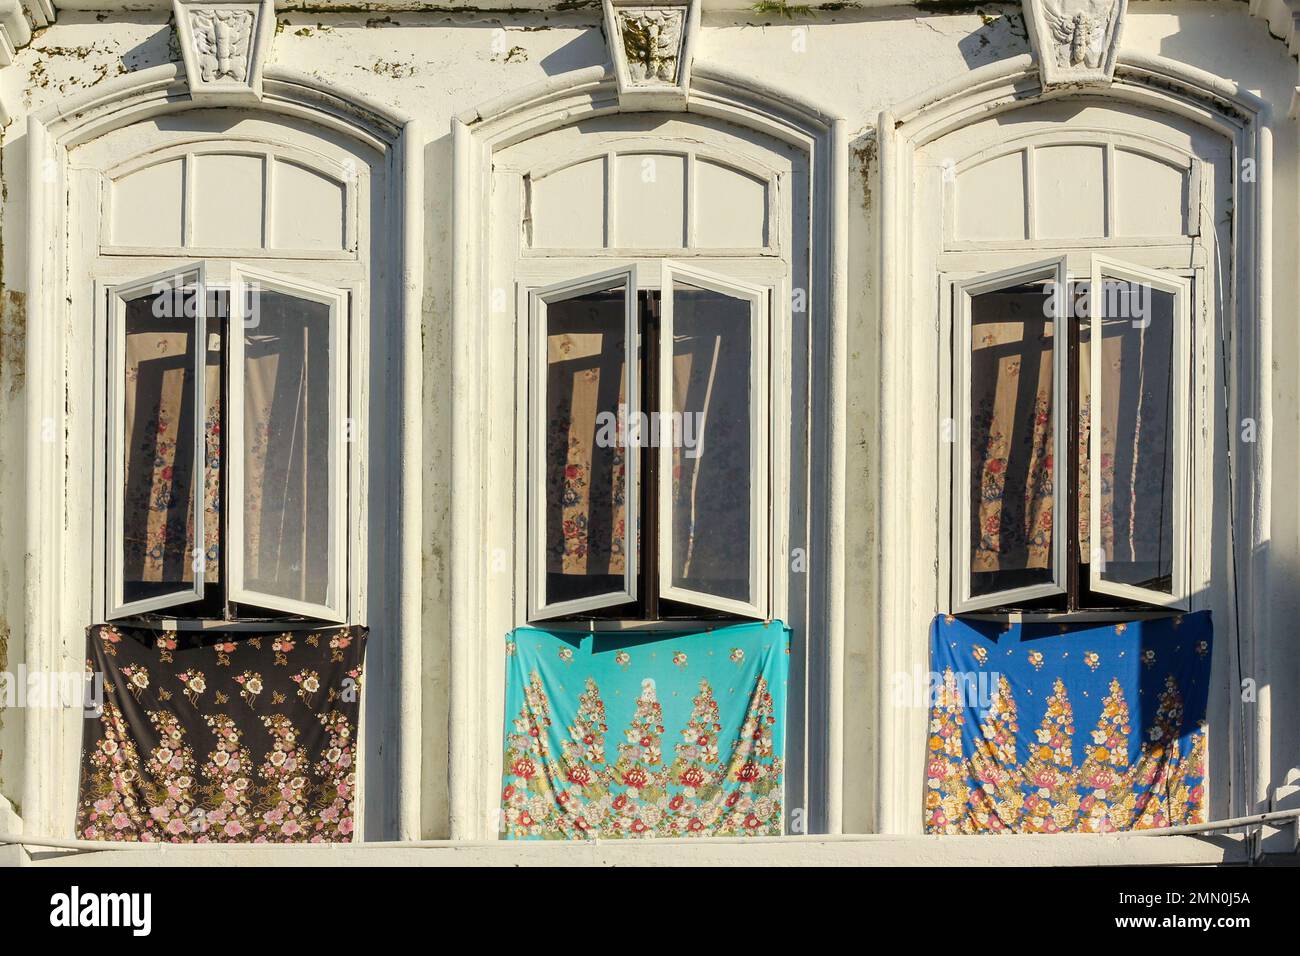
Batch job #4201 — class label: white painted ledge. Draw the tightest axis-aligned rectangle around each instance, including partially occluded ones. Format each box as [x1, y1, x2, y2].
[3, 833, 1252, 867]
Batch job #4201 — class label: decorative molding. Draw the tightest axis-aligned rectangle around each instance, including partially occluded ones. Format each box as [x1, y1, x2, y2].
[1022, 0, 1127, 89]
[172, 0, 275, 103]
[0, 0, 32, 68]
[21, 0, 54, 28]
[601, 0, 699, 110]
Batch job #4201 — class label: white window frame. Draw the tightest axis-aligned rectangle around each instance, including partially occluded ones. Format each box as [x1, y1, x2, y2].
[951, 256, 1068, 613]
[658, 260, 770, 619]
[526, 265, 640, 621]
[106, 263, 210, 619]
[227, 262, 350, 622]
[1087, 255, 1191, 609]
[104, 261, 349, 623]
[525, 261, 775, 623]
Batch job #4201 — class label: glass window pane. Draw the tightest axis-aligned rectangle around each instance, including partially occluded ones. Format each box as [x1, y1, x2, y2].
[1076, 284, 1092, 564]
[668, 283, 753, 603]
[544, 287, 629, 606]
[122, 284, 209, 604]
[241, 288, 333, 607]
[968, 281, 1056, 598]
[1090, 279, 1176, 593]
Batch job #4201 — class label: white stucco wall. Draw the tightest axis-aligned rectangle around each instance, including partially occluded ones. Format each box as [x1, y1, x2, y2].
[1, 1, 1297, 852]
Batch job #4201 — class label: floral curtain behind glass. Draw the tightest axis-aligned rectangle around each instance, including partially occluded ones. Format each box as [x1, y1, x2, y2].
[968, 288, 1055, 587]
[545, 292, 627, 603]
[122, 302, 221, 593]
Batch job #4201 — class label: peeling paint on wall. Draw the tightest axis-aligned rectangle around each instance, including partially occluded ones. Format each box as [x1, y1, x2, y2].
[853, 133, 876, 213]
[751, 1, 815, 19]
[368, 57, 420, 77]
[494, 45, 528, 63]
[0, 133, 21, 401]
[23, 37, 135, 106]
[0, 291, 26, 400]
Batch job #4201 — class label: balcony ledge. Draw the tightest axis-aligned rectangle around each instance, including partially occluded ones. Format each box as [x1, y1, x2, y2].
[2, 831, 1256, 867]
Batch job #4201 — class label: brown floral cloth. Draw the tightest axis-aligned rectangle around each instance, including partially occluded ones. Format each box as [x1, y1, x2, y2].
[77, 623, 366, 843]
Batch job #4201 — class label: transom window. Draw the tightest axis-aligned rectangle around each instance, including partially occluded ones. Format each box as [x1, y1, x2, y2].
[952, 255, 1190, 614]
[106, 263, 348, 624]
[527, 263, 770, 622]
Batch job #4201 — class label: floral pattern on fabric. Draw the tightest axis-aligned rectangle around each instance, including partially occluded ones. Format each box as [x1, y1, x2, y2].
[122, 324, 222, 586]
[925, 612, 1210, 834]
[77, 623, 366, 843]
[501, 620, 789, 839]
[966, 290, 1058, 586]
[971, 389, 1055, 574]
[546, 324, 628, 580]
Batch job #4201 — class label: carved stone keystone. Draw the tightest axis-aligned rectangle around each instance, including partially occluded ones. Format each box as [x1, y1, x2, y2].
[1023, 0, 1127, 90]
[602, 0, 699, 110]
[173, 0, 275, 103]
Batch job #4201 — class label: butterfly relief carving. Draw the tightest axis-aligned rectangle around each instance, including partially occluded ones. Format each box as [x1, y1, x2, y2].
[1043, 0, 1116, 70]
[191, 9, 254, 83]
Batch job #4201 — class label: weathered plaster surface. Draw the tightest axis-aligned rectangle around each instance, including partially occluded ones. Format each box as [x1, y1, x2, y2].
[1, 1, 1297, 846]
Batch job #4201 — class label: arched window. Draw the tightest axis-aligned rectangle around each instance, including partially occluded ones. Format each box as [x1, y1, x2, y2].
[930, 112, 1223, 615]
[876, 67, 1265, 832]
[504, 133, 794, 625]
[78, 126, 374, 628]
[454, 77, 841, 838]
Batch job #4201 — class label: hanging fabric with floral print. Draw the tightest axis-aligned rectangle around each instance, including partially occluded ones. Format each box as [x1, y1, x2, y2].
[77, 623, 366, 843]
[501, 620, 789, 839]
[926, 612, 1211, 834]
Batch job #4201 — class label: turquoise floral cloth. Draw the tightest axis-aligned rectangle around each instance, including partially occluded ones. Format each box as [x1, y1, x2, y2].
[926, 612, 1212, 834]
[501, 620, 789, 839]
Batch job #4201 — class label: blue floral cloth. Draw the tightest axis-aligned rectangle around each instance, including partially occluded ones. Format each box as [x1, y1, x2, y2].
[926, 612, 1212, 833]
[500, 620, 789, 839]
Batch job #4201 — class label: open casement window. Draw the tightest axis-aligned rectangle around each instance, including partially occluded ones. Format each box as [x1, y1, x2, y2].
[528, 267, 641, 621]
[953, 258, 1068, 613]
[952, 255, 1192, 614]
[658, 262, 769, 619]
[106, 263, 348, 623]
[527, 262, 771, 623]
[1084, 258, 1190, 609]
[227, 265, 349, 622]
[108, 264, 211, 618]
